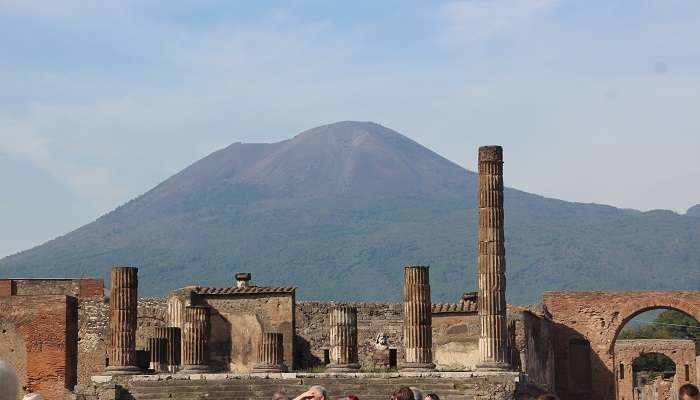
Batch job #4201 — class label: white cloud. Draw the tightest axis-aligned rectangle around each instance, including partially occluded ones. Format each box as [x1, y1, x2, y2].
[436, 0, 559, 45]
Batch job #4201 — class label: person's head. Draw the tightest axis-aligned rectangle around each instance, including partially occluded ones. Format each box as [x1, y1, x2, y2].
[273, 391, 290, 400]
[309, 386, 328, 400]
[392, 387, 415, 400]
[537, 395, 559, 400]
[341, 396, 359, 400]
[424, 393, 439, 400]
[679, 384, 700, 400]
[0, 360, 18, 400]
[409, 387, 423, 400]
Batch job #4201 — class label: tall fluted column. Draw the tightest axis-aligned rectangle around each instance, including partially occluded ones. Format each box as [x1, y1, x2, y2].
[155, 327, 182, 372]
[181, 305, 211, 372]
[327, 305, 359, 372]
[106, 266, 141, 374]
[477, 145, 510, 370]
[146, 337, 167, 372]
[400, 265, 435, 371]
[252, 332, 286, 373]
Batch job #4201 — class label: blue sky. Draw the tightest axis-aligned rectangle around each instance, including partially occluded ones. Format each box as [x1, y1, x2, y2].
[1, 0, 699, 257]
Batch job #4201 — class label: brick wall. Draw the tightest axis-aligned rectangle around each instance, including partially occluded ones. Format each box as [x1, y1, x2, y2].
[543, 291, 700, 400]
[0, 295, 78, 400]
[0, 278, 103, 298]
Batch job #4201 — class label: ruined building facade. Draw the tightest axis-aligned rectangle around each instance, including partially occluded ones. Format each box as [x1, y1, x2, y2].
[0, 146, 699, 400]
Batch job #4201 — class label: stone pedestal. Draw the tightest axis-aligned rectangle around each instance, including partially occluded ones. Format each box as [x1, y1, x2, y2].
[146, 337, 167, 372]
[181, 305, 211, 372]
[105, 266, 141, 375]
[400, 265, 435, 371]
[155, 326, 182, 373]
[252, 332, 286, 373]
[327, 305, 359, 372]
[476, 145, 510, 371]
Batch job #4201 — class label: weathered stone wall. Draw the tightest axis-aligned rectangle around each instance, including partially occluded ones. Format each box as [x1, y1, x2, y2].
[194, 293, 295, 372]
[511, 310, 556, 392]
[432, 313, 480, 369]
[543, 291, 700, 400]
[0, 278, 103, 298]
[77, 297, 167, 385]
[0, 295, 78, 400]
[295, 302, 404, 370]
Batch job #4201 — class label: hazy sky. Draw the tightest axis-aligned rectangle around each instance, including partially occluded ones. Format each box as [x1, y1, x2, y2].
[1, 0, 699, 258]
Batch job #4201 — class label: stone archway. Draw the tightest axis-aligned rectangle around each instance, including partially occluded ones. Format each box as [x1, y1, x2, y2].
[614, 339, 697, 400]
[543, 291, 700, 400]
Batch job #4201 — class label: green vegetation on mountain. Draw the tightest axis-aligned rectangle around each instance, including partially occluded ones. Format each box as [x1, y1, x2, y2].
[1, 122, 699, 303]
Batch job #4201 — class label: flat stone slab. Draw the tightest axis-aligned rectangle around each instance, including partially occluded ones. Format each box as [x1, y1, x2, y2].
[91, 370, 522, 383]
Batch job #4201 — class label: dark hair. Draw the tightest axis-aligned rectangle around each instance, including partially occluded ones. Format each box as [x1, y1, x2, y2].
[425, 394, 440, 400]
[537, 395, 559, 400]
[346, 396, 359, 400]
[392, 387, 415, 400]
[679, 384, 700, 397]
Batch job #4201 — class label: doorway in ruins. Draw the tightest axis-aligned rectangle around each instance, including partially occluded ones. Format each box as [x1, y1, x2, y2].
[614, 308, 700, 400]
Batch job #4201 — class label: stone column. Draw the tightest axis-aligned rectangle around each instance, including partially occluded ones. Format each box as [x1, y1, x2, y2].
[181, 305, 211, 372]
[154, 327, 181, 372]
[106, 266, 141, 374]
[477, 145, 510, 370]
[401, 265, 435, 371]
[252, 332, 286, 373]
[327, 305, 359, 371]
[146, 337, 167, 372]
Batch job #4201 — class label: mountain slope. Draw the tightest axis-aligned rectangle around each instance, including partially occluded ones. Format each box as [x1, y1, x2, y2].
[1, 121, 699, 303]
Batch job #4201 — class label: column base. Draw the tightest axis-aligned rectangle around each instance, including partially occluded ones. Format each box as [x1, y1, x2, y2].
[399, 362, 436, 372]
[326, 363, 360, 372]
[251, 364, 287, 373]
[180, 365, 210, 373]
[476, 361, 511, 371]
[167, 365, 180, 373]
[104, 366, 142, 375]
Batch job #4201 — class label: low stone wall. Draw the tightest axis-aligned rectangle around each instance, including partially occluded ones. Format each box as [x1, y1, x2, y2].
[76, 372, 531, 400]
[295, 302, 404, 370]
[77, 297, 168, 385]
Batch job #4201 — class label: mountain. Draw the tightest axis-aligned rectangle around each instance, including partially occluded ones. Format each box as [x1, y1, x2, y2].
[687, 204, 700, 217]
[1, 121, 699, 303]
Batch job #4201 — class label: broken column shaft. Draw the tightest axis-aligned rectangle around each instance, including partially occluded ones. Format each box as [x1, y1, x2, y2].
[154, 326, 182, 373]
[327, 305, 359, 371]
[106, 266, 141, 374]
[252, 332, 286, 373]
[401, 265, 435, 371]
[477, 145, 510, 370]
[181, 305, 211, 372]
[145, 337, 167, 372]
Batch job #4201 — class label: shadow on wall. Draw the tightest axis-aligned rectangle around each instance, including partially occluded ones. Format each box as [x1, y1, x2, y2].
[210, 312, 232, 371]
[294, 336, 322, 371]
[552, 322, 610, 400]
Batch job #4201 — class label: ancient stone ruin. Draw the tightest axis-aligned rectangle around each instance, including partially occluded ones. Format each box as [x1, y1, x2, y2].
[0, 145, 698, 400]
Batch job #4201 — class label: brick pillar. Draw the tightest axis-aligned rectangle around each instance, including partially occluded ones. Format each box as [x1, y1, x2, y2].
[477, 145, 510, 370]
[401, 265, 435, 371]
[252, 332, 286, 373]
[105, 266, 141, 374]
[327, 305, 359, 372]
[146, 337, 167, 372]
[181, 305, 211, 372]
[155, 327, 182, 373]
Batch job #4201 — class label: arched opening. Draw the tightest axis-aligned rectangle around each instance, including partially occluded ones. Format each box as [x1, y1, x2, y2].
[632, 352, 676, 387]
[614, 308, 700, 400]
